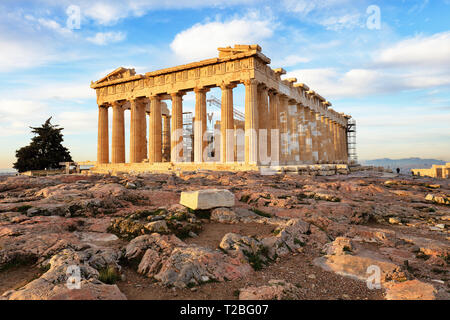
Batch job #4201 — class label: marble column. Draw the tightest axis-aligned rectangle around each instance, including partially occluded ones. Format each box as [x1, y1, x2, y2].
[341, 125, 348, 163]
[316, 113, 326, 163]
[111, 101, 125, 164]
[332, 121, 340, 162]
[279, 95, 289, 165]
[170, 92, 184, 163]
[304, 108, 314, 164]
[162, 115, 171, 162]
[244, 79, 259, 165]
[297, 104, 307, 163]
[129, 99, 139, 163]
[289, 101, 299, 164]
[258, 85, 270, 164]
[149, 96, 162, 163]
[325, 118, 335, 163]
[220, 83, 235, 163]
[269, 91, 280, 165]
[194, 88, 208, 163]
[139, 99, 147, 161]
[97, 105, 109, 164]
[310, 110, 319, 163]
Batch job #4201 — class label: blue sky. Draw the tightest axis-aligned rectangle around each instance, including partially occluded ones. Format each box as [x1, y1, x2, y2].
[0, 0, 449, 168]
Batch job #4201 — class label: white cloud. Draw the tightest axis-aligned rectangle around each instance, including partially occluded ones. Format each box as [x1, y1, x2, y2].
[34, 0, 259, 26]
[170, 12, 276, 62]
[375, 31, 450, 68]
[282, 0, 350, 16]
[319, 13, 363, 31]
[55, 111, 97, 134]
[285, 31, 450, 98]
[274, 55, 310, 67]
[87, 32, 126, 45]
[0, 36, 51, 72]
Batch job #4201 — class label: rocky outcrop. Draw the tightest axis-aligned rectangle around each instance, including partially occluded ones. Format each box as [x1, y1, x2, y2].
[2, 248, 125, 300]
[125, 233, 252, 288]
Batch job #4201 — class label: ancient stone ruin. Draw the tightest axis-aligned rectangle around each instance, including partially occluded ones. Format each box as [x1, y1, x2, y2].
[90, 44, 353, 174]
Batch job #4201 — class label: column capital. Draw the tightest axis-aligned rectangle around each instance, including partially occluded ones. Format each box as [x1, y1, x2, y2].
[219, 82, 237, 90]
[194, 87, 210, 93]
[169, 91, 186, 97]
[243, 78, 259, 86]
[257, 83, 269, 91]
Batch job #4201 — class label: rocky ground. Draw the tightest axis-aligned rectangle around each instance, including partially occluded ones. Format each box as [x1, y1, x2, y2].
[0, 170, 448, 300]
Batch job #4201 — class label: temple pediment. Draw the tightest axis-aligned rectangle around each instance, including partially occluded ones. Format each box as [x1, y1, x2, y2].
[91, 67, 139, 87]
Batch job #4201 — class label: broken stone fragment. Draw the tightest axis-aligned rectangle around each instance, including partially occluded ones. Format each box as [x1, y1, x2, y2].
[425, 193, 450, 205]
[180, 189, 235, 210]
[144, 220, 169, 234]
[389, 217, 401, 225]
[322, 237, 353, 256]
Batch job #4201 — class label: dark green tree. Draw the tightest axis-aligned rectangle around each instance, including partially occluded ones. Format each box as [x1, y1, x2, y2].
[13, 117, 73, 172]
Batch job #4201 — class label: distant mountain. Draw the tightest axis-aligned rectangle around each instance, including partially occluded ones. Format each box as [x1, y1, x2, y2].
[360, 158, 447, 174]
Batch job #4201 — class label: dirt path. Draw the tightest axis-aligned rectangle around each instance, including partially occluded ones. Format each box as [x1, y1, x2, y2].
[0, 265, 43, 295]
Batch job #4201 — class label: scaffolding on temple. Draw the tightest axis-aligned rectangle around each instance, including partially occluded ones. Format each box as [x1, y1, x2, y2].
[206, 96, 245, 121]
[182, 112, 194, 162]
[347, 118, 357, 163]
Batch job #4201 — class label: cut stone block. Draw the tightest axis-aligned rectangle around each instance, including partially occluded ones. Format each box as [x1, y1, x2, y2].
[180, 189, 235, 210]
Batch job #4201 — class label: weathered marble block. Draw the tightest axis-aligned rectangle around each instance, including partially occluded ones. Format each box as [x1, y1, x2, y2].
[180, 189, 235, 210]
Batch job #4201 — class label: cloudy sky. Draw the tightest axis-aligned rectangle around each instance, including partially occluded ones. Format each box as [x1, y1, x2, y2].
[0, 0, 449, 168]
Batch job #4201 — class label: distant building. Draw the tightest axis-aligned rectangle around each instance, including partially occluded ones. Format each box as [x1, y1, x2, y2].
[411, 163, 450, 179]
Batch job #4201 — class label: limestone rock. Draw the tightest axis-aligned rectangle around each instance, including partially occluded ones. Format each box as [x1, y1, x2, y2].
[322, 237, 353, 256]
[385, 280, 436, 300]
[145, 220, 169, 234]
[425, 193, 450, 205]
[125, 233, 184, 261]
[239, 280, 301, 300]
[2, 248, 123, 300]
[314, 253, 398, 283]
[219, 233, 268, 266]
[154, 245, 252, 288]
[180, 189, 235, 210]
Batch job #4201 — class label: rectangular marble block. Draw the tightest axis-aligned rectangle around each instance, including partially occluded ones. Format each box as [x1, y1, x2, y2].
[180, 189, 235, 210]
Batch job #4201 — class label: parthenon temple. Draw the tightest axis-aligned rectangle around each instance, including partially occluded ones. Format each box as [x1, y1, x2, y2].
[90, 44, 354, 173]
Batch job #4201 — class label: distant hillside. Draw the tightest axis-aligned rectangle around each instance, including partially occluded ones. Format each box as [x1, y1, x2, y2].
[361, 158, 447, 174]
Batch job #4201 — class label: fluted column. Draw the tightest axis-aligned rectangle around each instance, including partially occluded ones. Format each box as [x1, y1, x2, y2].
[149, 96, 162, 163]
[97, 104, 109, 164]
[194, 88, 209, 163]
[170, 92, 184, 163]
[269, 91, 280, 165]
[279, 95, 289, 165]
[111, 101, 125, 163]
[332, 121, 340, 162]
[325, 117, 335, 163]
[342, 124, 348, 163]
[220, 83, 235, 163]
[297, 104, 307, 163]
[289, 102, 299, 164]
[316, 113, 326, 163]
[139, 99, 147, 161]
[244, 79, 259, 165]
[303, 108, 314, 164]
[258, 85, 270, 164]
[162, 115, 171, 162]
[310, 110, 319, 163]
[129, 98, 146, 163]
